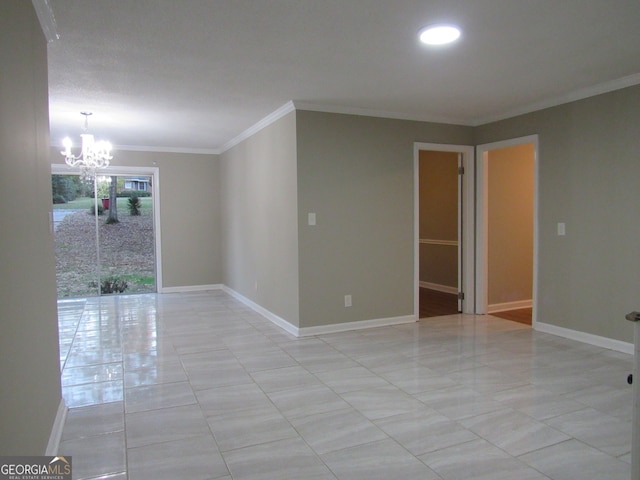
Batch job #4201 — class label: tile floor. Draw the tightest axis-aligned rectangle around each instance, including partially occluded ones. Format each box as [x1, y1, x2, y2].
[57, 290, 634, 480]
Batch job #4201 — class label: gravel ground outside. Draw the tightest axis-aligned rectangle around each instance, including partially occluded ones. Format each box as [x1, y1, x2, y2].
[54, 208, 155, 297]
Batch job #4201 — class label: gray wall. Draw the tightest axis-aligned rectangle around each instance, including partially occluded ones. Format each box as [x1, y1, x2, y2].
[220, 112, 300, 326]
[296, 111, 473, 328]
[0, 1, 62, 454]
[51, 150, 223, 290]
[476, 85, 640, 342]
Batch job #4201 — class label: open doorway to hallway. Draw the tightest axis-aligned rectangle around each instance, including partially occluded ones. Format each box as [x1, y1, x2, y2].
[476, 137, 537, 326]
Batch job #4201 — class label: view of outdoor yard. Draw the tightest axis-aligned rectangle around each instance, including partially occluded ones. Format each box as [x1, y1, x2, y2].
[52, 175, 155, 298]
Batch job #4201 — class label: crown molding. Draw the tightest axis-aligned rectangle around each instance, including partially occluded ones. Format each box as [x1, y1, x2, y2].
[48, 72, 640, 155]
[31, 0, 59, 43]
[292, 101, 471, 126]
[220, 101, 296, 153]
[474, 72, 640, 126]
[115, 145, 221, 155]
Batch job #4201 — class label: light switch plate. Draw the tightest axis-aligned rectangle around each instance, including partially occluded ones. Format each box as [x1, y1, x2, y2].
[308, 213, 316, 226]
[557, 222, 566, 236]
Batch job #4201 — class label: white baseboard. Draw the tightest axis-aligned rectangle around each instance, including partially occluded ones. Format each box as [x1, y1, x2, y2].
[132, 285, 635, 355]
[154, 287, 631, 356]
[298, 315, 417, 337]
[159, 284, 223, 294]
[488, 299, 532, 313]
[536, 322, 633, 355]
[221, 286, 300, 337]
[221, 286, 417, 338]
[419, 281, 458, 295]
[46, 399, 67, 455]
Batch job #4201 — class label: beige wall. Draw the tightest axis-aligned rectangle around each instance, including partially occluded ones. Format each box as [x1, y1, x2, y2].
[51, 150, 223, 289]
[476, 85, 640, 342]
[220, 112, 300, 326]
[419, 150, 458, 289]
[296, 111, 473, 328]
[487, 143, 534, 306]
[0, 1, 62, 454]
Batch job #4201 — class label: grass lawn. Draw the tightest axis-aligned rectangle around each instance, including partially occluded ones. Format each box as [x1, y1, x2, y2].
[53, 196, 153, 212]
[53, 199, 155, 298]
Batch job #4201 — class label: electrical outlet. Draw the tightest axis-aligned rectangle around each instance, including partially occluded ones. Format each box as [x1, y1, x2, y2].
[344, 295, 352, 307]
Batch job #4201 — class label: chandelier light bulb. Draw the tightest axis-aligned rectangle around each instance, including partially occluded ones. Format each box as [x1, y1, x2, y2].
[62, 137, 72, 157]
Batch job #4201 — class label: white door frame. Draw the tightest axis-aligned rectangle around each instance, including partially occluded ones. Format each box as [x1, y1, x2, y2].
[51, 164, 163, 292]
[413, 142, 475, 316]
[475, 135, 538, 326]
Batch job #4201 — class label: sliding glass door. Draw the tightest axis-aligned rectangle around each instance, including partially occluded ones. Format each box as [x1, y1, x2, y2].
[52, 173, 156, 298]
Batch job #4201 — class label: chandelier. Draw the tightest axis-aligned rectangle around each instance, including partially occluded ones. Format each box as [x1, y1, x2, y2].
[61, 112, 113, 172]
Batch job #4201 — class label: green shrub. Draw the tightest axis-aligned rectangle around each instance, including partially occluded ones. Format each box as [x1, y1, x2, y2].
[128, 195, 142, 216]
[119, 190, 151, 198]
[89, 204, 105, 216]
[89, 276, 129, 294]
[52, 175, 81, 202]
[52, 194, 67, 204]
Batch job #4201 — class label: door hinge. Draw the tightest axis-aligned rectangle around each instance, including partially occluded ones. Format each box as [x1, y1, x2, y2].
[458, 166, 465, 175]
[458, 292, 465, 300]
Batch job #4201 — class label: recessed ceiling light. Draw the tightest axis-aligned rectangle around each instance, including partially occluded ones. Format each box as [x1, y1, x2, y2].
[419, 24, 461, 45]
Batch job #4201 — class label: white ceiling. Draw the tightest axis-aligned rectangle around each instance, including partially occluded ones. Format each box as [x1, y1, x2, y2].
[46, 0, 640, 154]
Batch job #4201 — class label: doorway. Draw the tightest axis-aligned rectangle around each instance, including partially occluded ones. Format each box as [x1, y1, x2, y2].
[476, 136, 537, 325]
[414, 143, 475, 318]
[51, 165, 162, 298]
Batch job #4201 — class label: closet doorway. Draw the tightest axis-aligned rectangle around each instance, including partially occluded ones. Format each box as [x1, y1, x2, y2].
[414, 143, 475, 318]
